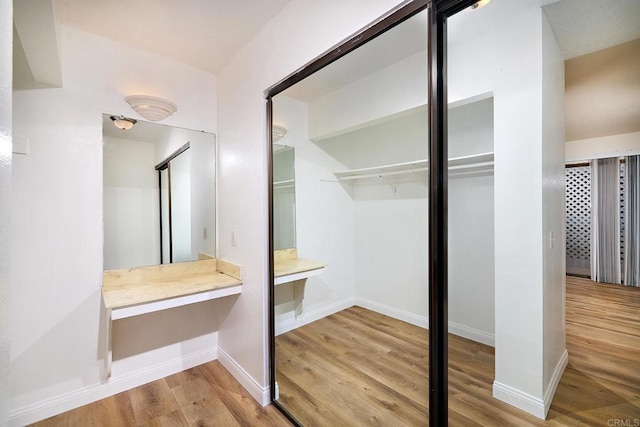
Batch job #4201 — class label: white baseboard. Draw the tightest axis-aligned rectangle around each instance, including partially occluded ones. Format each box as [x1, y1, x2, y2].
[275, 297, 356, 336]
[543, 350, 568, 416]
[493, 381, 546, 419]
[9, 347, 216, 427]
[492, 349, 568, 420]
[448, 321, 495, 347]
[355, 298, 495, 347]
[355, 297, 428, 329]
[217, 347, 270, 407]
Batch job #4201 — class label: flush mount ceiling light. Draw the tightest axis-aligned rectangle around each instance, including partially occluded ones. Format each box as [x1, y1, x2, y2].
[272, 124, 288, 142]
[471, 0, 491, 9]
[110, 115, 137, 130]
[125, 95, 177, 122]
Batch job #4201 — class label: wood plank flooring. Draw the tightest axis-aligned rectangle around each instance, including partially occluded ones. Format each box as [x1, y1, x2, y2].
[276, 276, 640, 425]
[33, 276, 639, 426]
[32, 361, 290, 427]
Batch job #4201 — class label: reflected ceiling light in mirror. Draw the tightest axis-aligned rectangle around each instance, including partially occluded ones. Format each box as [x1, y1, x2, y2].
[272, 124, 287, 142]
[110, 115, 137, 130]
[125, 95, 178, 122]
[471, 0, 491, 9]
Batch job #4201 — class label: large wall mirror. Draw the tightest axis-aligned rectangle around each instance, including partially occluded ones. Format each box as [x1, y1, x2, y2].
[268, 5, 437, 425]
[267, 0, 503, 424]
[102, 114, 216, 270]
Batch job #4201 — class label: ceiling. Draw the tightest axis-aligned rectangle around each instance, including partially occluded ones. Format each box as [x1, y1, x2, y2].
[14, 0, 640, 97]
[542, 0, 640, 59]
[54, 0, 292, 75]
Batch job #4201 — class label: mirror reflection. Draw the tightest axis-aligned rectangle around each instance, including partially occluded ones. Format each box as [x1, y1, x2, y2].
[271, 9, 435, 425]
[102, 114, 216, 270]
[273, 144, 296, 250]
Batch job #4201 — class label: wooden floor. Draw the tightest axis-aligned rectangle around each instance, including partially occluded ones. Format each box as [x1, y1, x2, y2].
[32, 361, 290, 426]
[34, 276, 639, 426]
[275, 275, 640, 425]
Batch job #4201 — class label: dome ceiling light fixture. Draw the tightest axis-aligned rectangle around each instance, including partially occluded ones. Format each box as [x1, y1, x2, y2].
[110, 115, 137, 130]
[272, 124, 288, 142]
[125, 95, 177, 122]
[471, 0, 491, 9]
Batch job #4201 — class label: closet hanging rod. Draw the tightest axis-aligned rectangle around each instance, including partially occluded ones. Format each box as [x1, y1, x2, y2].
[335, 159, 494, 181]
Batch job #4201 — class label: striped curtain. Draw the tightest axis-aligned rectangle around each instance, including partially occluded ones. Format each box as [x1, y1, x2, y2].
[591, 158, 621, 284]
[624, 155, 639, 287]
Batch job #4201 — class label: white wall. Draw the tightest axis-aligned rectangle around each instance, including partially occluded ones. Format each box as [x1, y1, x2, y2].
[273, 147, 296, 250]
[541, 12, 567, 407]
[448, 100, 495, 345]
[188, 133, 217, 258]
[216, 0, 405, 404]
[309, 51, 426, 141]
[447, 3, 566, 418]
[566, 132, 640, 162]
[169, 149, 193, 262]
[335, 100, 495, 343]
[217, 1, 565, 417]
[103, 136, 159, 269]
[272, 95, 357, 335]
[0, 0, 13, 424]
[10, 26, 219, 425]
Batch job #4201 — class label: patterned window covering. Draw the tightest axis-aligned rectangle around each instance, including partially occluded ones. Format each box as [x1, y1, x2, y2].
[624, 155, 639, 287]
[591, 158, 622, 284]
[565, 166, 591, 276]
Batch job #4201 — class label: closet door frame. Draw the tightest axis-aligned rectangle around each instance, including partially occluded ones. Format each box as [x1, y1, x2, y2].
[264, 1, 478, 425]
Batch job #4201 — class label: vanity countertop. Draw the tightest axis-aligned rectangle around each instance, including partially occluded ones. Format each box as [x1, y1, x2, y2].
[274, 257, 326, 278]
[103, 258, 241, 310]
[273, 248, 326, 280]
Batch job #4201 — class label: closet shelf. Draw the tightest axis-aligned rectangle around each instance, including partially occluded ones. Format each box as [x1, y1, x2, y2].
[333, 152, 494, 181]
[274, 179, 295, 189]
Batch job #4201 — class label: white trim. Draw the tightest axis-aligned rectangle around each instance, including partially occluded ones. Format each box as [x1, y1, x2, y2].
[492, 351, 568, 420]
[355, 297, 428, 329]
[111, 285, 242, 319]
[543, 350, 568, 417]
[274, 267, 325, 286]
[8, 347, 216, 427]
[275, 297, 356, 336]
[565, 131, 640, 163]
[448, 321, 495, 347]
[492, 381, 546, 419]
[355, 298, 496, 346]
[217, 347, 270, 406]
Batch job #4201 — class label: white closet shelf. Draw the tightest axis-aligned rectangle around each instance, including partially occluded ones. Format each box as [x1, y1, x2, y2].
[333, 152, 494, 181]
[274, 179, 295, 189]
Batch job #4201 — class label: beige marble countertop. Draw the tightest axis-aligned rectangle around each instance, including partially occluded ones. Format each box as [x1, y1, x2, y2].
[103, 259, 241, 310]
[274, 248, 326, 278]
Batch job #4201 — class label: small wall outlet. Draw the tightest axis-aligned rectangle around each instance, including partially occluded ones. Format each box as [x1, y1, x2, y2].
[231, 230, 238, 247]
[203, 227, 208, 240]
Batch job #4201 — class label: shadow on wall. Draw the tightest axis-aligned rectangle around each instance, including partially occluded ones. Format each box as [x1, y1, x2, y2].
[10, 291, 105, 401]
[10, 290, 233, 406]
[111, 298, 225, 361]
